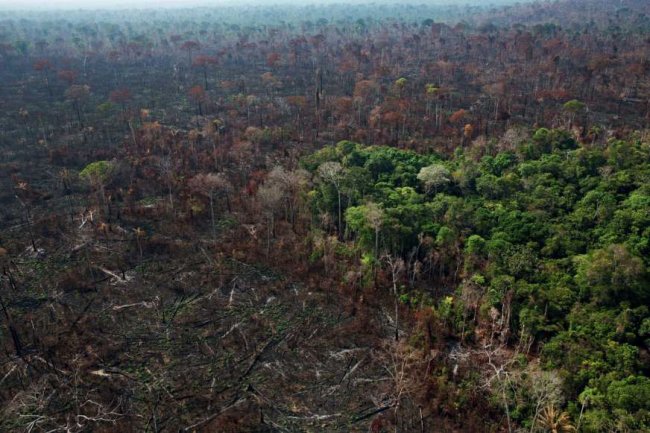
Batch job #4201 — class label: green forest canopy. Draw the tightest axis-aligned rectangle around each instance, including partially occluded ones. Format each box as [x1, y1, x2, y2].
[304, 131, 650, 431]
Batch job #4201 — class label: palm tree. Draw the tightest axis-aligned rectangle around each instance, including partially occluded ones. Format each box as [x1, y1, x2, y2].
[538, 405, 576, 433]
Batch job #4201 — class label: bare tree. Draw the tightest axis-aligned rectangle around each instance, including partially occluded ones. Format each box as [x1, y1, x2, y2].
[383, 254, 405, 341]
[526, 367, 564, 433]
[157, 156, 176, 212]
[188, 173, 231, 241]
[267, 166, 310, 229]
[479, 345, 516, 433]
[376, 340, 425, 433]
[256, 182, 283, 257]
[65, 84, 90, 128]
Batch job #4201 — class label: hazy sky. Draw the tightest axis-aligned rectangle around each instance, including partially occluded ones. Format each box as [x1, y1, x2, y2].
[1, 0, 234, 9]
[0, 0, 513, 11]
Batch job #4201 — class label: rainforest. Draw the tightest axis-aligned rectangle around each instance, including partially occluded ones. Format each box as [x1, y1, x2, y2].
[0, 1, 649, 432]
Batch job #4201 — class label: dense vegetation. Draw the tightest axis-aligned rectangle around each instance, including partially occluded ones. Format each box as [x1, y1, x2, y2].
[304, 132, 650, 432]
[0, 0, 648, 432]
